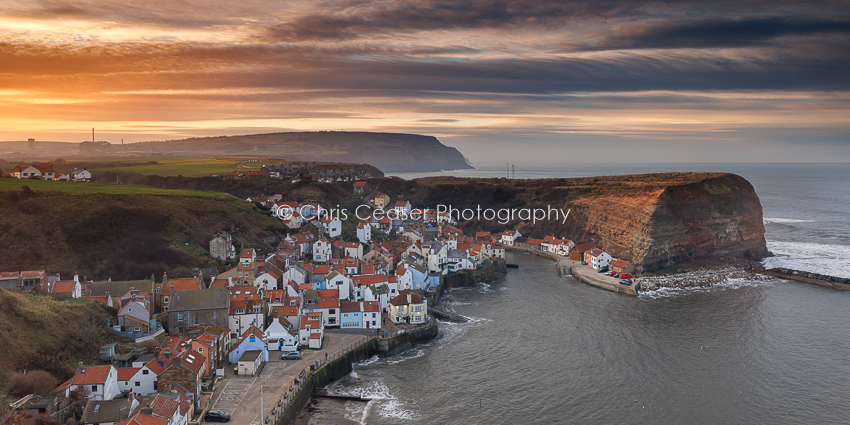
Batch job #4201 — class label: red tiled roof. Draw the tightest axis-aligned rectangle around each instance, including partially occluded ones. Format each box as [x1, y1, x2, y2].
[116, 367, 141, 381]
[160, 278, 200, 295]
[51, 280, 76, 294]
[351, 274, 387, 286]
[150, 393, 180, 418]
[72, 365, 111, 386]
[177, 349, 206, 375]
[363, 301, 379, 312]
[353, 181, 366, 186]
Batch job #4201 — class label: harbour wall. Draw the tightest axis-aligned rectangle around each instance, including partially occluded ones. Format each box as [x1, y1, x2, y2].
[761, 268, 850, 291]
[569, 265, 638, 297]
[277, 319, 440, 425]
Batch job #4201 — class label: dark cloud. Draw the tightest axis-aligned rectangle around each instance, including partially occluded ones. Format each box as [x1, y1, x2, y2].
[266, 0, 630, 41]
[592, 18, 850, 50]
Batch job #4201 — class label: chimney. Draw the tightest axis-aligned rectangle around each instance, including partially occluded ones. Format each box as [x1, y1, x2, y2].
[78, 360, 84, 369]
[73, 274, 79, 284]
[173, 356, 181, 368]
[163, 272, 168, 284]
[151, 273, 155, 283]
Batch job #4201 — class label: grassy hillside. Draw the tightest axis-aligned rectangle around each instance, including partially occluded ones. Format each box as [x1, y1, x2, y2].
[0, 289, 119, 402]
[0, 178, 227, 197]
[0, 183, 286, 280]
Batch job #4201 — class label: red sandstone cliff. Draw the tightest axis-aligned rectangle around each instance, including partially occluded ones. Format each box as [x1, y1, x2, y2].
[568, 173, 768, 272]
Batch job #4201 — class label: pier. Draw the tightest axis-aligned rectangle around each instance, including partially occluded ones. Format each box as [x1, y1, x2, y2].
[760, 267, 850, 291]
[565, 260, 638, 297]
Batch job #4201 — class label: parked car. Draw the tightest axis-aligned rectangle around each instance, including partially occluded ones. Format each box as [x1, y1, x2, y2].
[619, 279, 632, 286]
[618, 273, 634, 279]
[204, 410, 231, 422]
[581, 261, 587, 265]
[281, 351, 303, 360]
[607, 271, 618, 277]
[597, 267, 608, 273]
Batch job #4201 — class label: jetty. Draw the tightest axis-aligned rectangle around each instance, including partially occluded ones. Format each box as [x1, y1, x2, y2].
[760, 267, 850, 291]
[429, 307, 468, 323]
[562, 259, 638, 296]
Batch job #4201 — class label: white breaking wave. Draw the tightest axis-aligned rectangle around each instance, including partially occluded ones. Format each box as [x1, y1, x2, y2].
[638, 277, 773, 300]
[764, 240, 850, 279]
[764, 217, 815, 224]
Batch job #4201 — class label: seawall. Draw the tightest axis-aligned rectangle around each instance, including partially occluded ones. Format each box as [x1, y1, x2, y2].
[506, 246, 560, 261]
[570, 265, 638, 296]
[761, 268, 850, 291]
[277, 319, 440, 425]
[274, 339, 377, 425]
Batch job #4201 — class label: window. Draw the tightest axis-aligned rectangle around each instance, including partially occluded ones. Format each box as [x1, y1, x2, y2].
[135, 381, 140, 387]
[214, 311, 219, 319]
[142, 370, 149, 375]
[194, 315, 199, 325]
[178, 313, 184, 321]
[92, 385, 98, 392]
[198, 347, 203, 353]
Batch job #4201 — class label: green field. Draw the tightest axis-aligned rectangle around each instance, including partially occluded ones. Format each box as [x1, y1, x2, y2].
[0, 177, 229, 198]
[97, 158, 246, 177]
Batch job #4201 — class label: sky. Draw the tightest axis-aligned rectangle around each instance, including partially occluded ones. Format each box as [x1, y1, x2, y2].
[0, 0, 848, 162]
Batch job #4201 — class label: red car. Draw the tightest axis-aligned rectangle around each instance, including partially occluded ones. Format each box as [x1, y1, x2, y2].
[618, 273, 634, 279]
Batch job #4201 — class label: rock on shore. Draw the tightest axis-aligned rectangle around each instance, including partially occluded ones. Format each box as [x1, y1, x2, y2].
[634, 263, 767, 292]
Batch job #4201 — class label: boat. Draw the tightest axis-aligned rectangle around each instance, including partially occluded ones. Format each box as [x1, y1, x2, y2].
[506, 264, 519, 269]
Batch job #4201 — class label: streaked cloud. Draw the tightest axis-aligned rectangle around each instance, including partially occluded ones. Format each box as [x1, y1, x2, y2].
[0, 0, 848, 161]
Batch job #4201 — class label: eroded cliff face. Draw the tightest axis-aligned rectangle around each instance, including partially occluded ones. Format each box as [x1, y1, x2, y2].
[572, 174, 768, 272]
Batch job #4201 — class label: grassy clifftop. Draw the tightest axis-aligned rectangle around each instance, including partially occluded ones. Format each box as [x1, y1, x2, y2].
[127, 131, 472, 173]
[0, 182, 286, 280]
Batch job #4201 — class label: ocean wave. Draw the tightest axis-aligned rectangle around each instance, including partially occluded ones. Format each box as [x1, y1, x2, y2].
[638, 277, 773, 300]
[332, 379, 419, 422]
[763, 240, 850, 279]
[764, 217, 815, 224]
[477, 282, 493, 293]
[384, 347, 427, 365]
[355, 354, 381, 367]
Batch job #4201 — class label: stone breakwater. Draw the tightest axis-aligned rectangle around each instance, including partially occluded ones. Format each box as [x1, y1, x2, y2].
[761, 268, 850, 291]
[634, 264, 765, 292]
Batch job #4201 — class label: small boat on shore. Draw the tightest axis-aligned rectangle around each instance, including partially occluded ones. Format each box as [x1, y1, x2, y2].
[506, 264, 519, 269]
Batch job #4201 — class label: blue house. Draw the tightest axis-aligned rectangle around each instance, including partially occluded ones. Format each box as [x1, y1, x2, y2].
[340, 301, 363, 329]
[228, 326, 269, 364]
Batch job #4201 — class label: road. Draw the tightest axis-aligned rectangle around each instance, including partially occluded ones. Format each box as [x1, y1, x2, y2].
[207, 332, 369, 425]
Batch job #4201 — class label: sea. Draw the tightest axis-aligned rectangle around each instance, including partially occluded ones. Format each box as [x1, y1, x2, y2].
[325, 162, 850, 424]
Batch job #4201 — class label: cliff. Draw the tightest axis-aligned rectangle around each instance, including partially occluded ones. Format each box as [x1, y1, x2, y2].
[373, 172, 768, 272]
[128, 131, 472, 173]
[571, 173, 768, 271]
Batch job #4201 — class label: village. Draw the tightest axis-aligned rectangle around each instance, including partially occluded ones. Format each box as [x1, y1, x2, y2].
[1, 181, 636, 425]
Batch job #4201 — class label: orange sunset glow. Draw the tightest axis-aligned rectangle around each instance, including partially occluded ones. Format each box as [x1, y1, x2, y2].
[1, 0, 848, 162]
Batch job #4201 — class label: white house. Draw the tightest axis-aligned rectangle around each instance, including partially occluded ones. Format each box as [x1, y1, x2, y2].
[313, 239, 332, 263]
[588, 249, 613, 271]
[264, 317, 299, 352]
[393, 201, 412, 218]
[501, 230, 522, 246]
[344, 242, 363, 260]
[255, 269, 282, 291]
[356, 222, 372, 243]
[319, 217, 342, 238]
[69, 168, 92, 182]
[70, 365, 120, 401]
[299, 312, 324, 349]
[116, 364, 158, 396]
[50, 275, 82, 298]
[325, 271, 351, 300]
